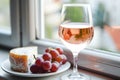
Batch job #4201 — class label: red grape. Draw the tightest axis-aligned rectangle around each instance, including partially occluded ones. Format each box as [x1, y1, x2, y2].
[42, 61, 52, 70]
[62, 54, 67, 64]
[45, 47, 52, 53]
[49, 49, 59, 59]
[38, 67, 49, 73]
[56, 47, 63, 54]
[55, 55, 63, 63]
[42, 53, 52, 61]
[35, 57, 44, 67]
[30, 64, 39, 73]
[50, 62, 60, 72]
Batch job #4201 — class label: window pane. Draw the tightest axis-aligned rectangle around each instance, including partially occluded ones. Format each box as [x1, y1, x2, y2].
[38, 0, 120, 53]
[0, 0, 11, 34]
[43, 0, 61, 40]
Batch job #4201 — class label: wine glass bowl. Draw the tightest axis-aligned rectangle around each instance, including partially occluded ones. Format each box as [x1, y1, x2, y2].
[59, 23, 94, 54]
[59, 4, 94, 80]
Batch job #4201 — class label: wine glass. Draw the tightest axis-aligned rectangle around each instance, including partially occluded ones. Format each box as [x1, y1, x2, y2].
[58, 4, 94, 80]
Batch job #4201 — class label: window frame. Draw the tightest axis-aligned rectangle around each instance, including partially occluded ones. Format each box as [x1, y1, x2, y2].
[0, 0, 20, 47]
[21, 0, 120, 78]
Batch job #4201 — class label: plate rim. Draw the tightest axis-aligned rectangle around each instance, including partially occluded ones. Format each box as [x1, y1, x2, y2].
[1, 59, 71, 77]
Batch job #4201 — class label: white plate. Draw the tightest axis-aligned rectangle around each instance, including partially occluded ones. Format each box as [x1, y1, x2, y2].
[1, 59, 71, 77]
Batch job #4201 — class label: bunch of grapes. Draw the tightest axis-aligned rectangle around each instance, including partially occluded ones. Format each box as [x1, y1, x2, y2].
[30, 47, 67, 73]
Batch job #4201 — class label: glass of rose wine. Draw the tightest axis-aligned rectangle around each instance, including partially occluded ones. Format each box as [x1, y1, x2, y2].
[58, 4, 94, 80]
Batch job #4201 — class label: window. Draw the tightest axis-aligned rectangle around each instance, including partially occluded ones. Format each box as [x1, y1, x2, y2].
[39, 0, 120, 53]
[0, 0, 11, 34]
[0, 0, 20, 47]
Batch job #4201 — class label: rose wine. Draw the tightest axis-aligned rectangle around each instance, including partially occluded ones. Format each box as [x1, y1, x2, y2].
[59, 23, 94, 54]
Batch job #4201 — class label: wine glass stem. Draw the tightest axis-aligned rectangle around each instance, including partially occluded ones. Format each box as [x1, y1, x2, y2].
[73, 53, 78, 74]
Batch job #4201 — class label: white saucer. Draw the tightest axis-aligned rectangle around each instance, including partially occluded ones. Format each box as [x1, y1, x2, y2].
[1, 59, 71, 77]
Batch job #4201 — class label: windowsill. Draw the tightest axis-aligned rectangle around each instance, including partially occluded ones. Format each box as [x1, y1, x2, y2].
[0, 47, 113, 80]
[64, 48, 120, 79]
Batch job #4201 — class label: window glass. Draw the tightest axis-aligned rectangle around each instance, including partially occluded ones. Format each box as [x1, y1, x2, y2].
[0, 0, 11, 34]
[39, 0, 120, 53]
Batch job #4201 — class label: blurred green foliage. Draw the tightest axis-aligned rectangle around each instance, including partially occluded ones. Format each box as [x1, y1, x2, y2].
[45, 23, 53, 39]
[65, 7, 85, 22]
[93, 3, 105, 28]
[0, 0, 10, 28]
[0, 0, 9, 8]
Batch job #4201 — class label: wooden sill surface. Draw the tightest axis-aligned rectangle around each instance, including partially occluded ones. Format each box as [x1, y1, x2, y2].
[0, 49, 113, 80]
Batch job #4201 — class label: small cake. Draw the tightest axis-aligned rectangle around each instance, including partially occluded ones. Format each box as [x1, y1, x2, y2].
[9, 46, 38, 73]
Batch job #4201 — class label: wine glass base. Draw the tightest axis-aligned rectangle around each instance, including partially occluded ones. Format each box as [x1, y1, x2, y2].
[61, 73, 90, 80]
